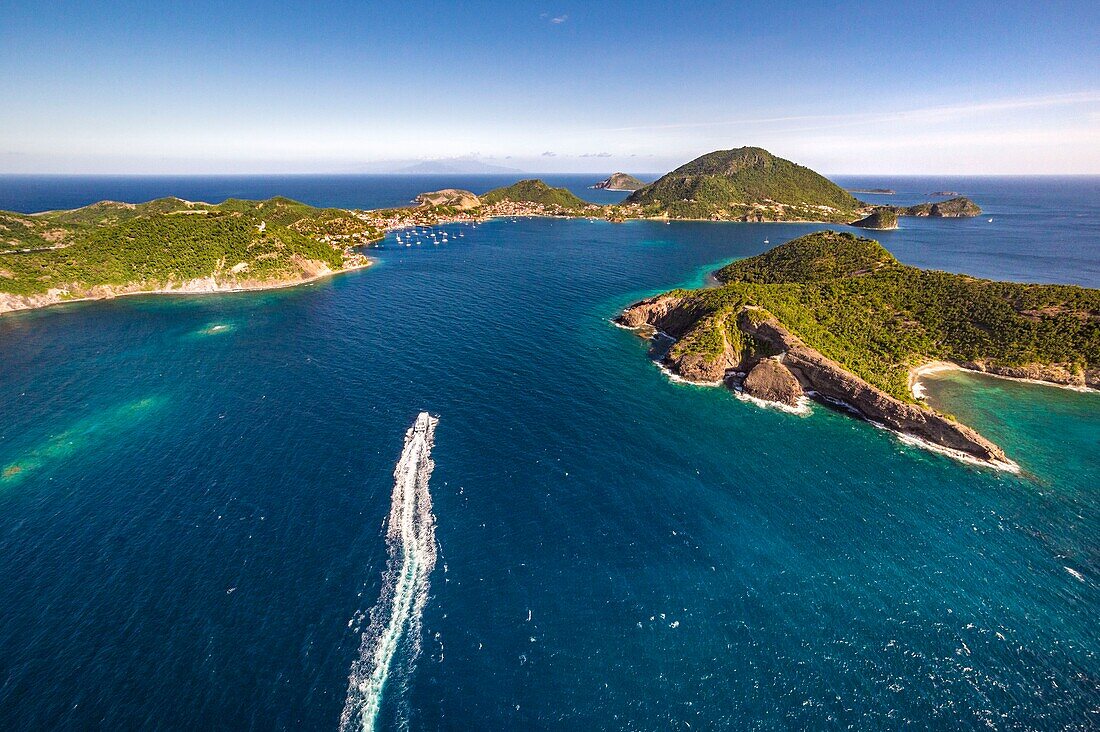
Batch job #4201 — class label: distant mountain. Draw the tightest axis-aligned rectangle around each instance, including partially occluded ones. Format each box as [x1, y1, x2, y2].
[395, 160, 523, 175]
[591, 172, 646, 191]
[626, 147, 862, 222]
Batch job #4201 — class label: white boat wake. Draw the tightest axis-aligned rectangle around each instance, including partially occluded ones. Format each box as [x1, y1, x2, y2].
[341, 412, 439, 732]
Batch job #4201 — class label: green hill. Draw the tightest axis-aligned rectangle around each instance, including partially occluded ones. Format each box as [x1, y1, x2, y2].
[0, 197, 379, 309]
[619, 231, 1098, 462]
[480, 179, 588, 210]
[592, 172, 646, 191]
[625, 147, 863, 222]
[851, 208, 899, 230]
[697, 232, 1099, 399]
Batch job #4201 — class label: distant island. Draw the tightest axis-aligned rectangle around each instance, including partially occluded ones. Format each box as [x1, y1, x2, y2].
[882, 197, 982, 218]
[617, 231, 1098, 467]
[621, 147, 982, 223]
[847, 188, 896, 195]
[929, 190, 961, 196]
[591, 173, 646, 191]
[0, 147, 987, 315]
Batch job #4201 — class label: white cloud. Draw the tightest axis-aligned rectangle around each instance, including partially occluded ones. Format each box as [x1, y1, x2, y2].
[550, 15, 568, 24]
[594, 90, 1100, 134]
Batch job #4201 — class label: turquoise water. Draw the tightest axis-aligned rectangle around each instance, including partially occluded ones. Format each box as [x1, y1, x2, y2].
[0, 180, 1097, 728]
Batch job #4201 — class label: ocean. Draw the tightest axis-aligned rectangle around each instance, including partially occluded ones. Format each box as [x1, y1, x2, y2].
[0, 175, 1097, 729]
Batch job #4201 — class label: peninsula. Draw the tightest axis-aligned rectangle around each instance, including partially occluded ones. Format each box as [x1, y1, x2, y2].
[617, 231, 1098, 466]
[0, 197, 377, 314]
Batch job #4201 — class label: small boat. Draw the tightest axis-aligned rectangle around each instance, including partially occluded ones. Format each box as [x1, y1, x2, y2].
[988, 218, 993, 223]
[764, 238, 770, 244]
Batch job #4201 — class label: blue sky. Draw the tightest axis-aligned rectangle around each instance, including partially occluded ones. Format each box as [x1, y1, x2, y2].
[1, 0, 1097, 174]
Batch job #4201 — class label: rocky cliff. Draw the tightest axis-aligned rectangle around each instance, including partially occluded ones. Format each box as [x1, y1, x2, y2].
[614, 231, 1098, 467]
[851, 209, 899, 230]
[617, 296, 1010, 464]
[737, 311, 1008, 463]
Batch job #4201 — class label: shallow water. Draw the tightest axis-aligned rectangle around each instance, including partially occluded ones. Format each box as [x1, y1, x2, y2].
[0, 179, 1097, 729]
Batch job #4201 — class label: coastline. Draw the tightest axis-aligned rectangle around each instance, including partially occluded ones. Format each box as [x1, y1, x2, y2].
[615, 314, 1024, 471]
[0, 201, 881, 318]
[909, 359, 1099, 400]
[0, 259, 373, 317]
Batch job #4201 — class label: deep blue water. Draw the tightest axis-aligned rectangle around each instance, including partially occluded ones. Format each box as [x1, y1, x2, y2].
[0, 177, 1097, 729]
[0, 174, 638, 213]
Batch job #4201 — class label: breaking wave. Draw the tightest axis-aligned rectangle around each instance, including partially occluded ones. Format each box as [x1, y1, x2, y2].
[341, 412, 439, 732]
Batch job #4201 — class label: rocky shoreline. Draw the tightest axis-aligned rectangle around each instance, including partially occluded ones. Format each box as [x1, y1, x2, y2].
[617, 294, 1021, 468]
[0, 258, 372, 316]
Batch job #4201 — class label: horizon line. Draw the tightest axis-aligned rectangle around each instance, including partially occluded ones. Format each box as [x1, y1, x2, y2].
[2, 171, 1099, 177]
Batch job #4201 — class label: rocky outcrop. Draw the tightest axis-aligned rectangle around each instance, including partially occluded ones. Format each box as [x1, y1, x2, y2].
[742, 358, 802, 405]
[737, 311, 1008, 463]
[414, 189, 481, 210]
[617, 295, 741, 382]
[619, 293, 1011, 463]
[893, 196, 982, 218]
[851, 209, 899, 230]
[616, 294, 689, 333]
[591, 173, 646, 191]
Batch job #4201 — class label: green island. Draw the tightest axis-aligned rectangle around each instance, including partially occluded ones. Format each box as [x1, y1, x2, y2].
[591, 172, 647, 191]
[0, 147, 984, 315]
[618, 231, 1099, 466]
[624, 147, 865, 222]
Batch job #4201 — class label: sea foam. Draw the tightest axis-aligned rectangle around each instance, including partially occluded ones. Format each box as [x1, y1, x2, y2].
[341, 412, 439, 732]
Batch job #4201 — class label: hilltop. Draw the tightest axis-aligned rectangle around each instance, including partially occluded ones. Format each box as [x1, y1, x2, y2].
[591, 173, 646, 191]
[851, 209, 899, 230]
[0, 197, 377, 314]
[618, 231, 1099, 465]
[414, 189, 481, 210]
[480, 179, 590, 211]
[625, 147, 864, 222]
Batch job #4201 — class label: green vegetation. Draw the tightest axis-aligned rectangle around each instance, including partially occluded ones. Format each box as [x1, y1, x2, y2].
[851, 209, 898, 230]
[662, 232, 1099, 400]
[626, 147, 863, 222]
[592, 173, 646, 191]
[0, 197, 378, 299]
[480, 179, 589, 210]
[886, 197, 982, 218]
